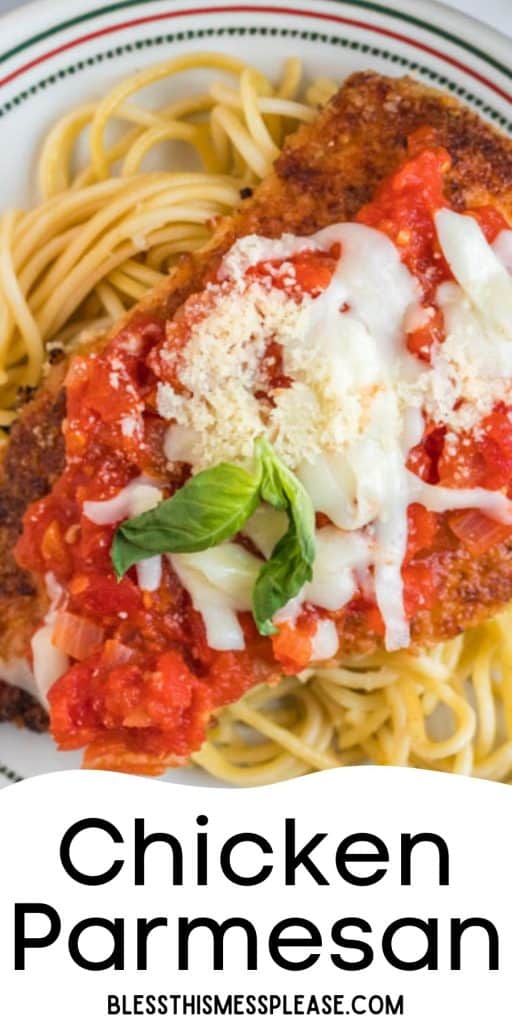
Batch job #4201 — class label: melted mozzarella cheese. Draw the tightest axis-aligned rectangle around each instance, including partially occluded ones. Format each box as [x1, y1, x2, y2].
[306, 527, 370, 612]
[31, 625, 69, 709]
[494, 230, 512, 274]
[298, 452, 359, 531]
[408, 473, 512, 522]
[83, 477, 162, 524]
[136, 555, 163, 592]
[312, 222, 420, 361]
[435, 208, 512, 336]
[310, 619, 339, 662]
[6, 572, 70, 708]
[84, 476, 163, 592]
[170, 544, 263, 650]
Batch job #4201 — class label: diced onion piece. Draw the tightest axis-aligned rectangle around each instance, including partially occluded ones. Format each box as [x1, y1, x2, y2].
[45, 571, 65, 607]
[52, 612, 104, 661]
[314, 222, 420, 357]
[101, 639, 134, 666]
[299, 453, 358, 530]
[448, 509, 512, 556]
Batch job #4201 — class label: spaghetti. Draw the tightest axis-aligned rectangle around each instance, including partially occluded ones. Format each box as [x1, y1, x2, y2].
[194, 608, 512, 785]
[2, 53, 512, 786]
[0, 53, 332, 424]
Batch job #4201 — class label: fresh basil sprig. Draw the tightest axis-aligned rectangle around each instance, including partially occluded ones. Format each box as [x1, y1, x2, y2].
[111, 438, 315, 636]
[253, 437, 315, 635]
[112, 462, 262, 577]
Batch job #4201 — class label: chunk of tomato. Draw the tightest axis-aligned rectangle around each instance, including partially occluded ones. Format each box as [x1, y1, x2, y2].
[403, 561, 437, 616]
[405, 504, 438, 563]
[272, 619, 314, 674]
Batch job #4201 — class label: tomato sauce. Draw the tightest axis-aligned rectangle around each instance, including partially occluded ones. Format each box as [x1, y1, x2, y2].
[14, 140, 512, 773]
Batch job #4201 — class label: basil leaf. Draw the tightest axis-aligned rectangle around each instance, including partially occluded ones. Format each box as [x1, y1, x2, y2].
[256, 436, 315, 564]
[111, 535, 159, 581]
[111, 436, 316, 641]
[252, 437, 315, 634]
[256, 438, 289, 510]
[112, 462, 261, 579]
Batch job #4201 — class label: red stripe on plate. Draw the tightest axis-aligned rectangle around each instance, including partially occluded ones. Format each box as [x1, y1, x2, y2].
[0, 4, 510, 102]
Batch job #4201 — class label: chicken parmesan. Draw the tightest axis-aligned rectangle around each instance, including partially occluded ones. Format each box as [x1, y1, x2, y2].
[2, 71, 512, 777]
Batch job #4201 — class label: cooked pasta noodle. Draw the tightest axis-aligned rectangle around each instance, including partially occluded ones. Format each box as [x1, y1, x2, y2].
[1, 51, 511, 786]
[193, 608, 512, 785]
[0, 53, 330, 426]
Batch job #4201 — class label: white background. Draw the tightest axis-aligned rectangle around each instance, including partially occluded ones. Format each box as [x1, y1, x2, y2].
[0, 0, 511, 35]
[1, 767, 511, 1023]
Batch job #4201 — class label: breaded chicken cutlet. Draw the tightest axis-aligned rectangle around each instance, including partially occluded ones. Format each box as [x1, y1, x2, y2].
[1, 71, 512, 745]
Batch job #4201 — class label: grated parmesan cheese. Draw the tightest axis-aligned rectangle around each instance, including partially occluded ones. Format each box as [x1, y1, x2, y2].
[157, 279, 313, 470]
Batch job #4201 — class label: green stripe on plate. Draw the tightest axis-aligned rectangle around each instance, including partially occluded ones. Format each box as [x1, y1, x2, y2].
[0, 26, 510, 131]
[0, 0, 510, 82]
[0, 761, 23, 783]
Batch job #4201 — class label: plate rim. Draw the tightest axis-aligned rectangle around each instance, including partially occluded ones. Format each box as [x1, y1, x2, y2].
[0, 0, 510, 81]
[0, 1, 510, 135]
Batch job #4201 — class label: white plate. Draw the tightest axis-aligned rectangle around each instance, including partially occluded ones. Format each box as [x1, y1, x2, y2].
[0, 0, 511, 787]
